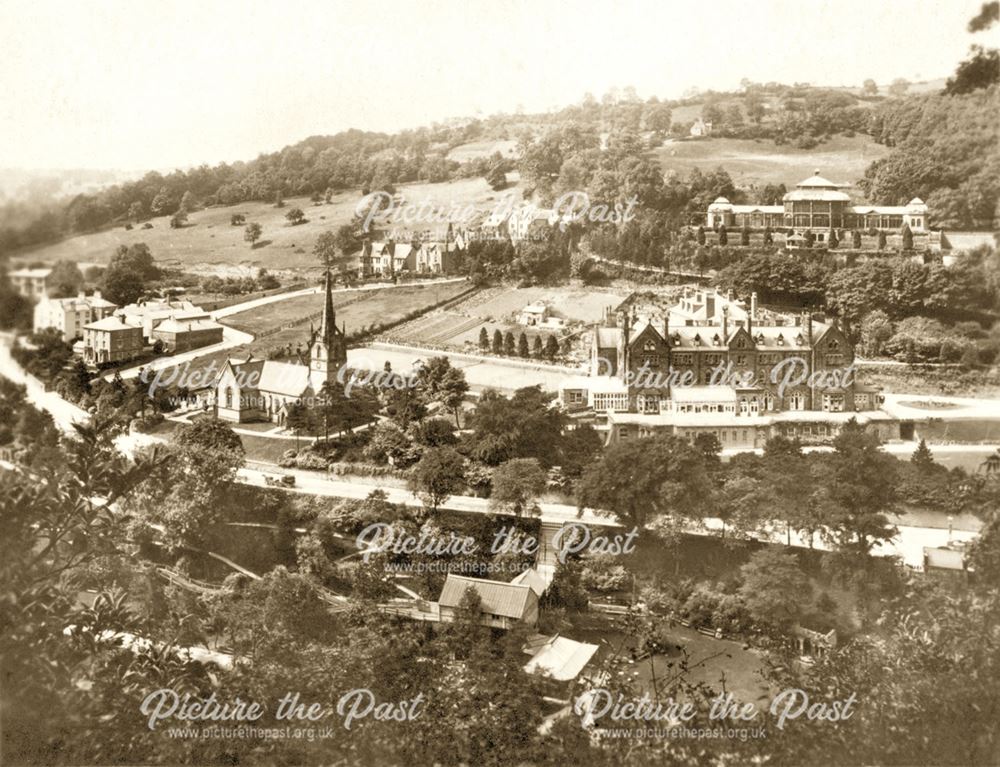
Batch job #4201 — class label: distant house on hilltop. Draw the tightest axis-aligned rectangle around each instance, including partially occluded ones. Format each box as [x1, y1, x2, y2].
[690, 118, 713, 137]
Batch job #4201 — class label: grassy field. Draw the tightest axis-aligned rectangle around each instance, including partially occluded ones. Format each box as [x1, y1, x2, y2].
[14, 177, 518, 272]
[224, 282, 471, 336]
[446, 138, 519, 162]
[653, 134, 888, 188]
[150, 282, 473, 387]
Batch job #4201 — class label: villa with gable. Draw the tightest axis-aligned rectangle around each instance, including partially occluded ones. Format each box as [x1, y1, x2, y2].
[212, 272, 347, 424]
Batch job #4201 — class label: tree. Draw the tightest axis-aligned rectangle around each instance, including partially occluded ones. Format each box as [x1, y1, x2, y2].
[491, 329, 503, 354]
[945, 45, 999, 95]
[532, 336, 543, 358]
[46, 260, 85, 298]
[230, 213, 246, 226]
[170, 211, 188, 229]
[485, 165, 507, 191]
[859, 310, 893, 357]
[503, 331, 516, 356]
[828, 229, 839, 249]
[544, 335, 559, 360]
[274, 189, 284, 208]
[717, 224, 728, 246]
[900, 223, 913, 250]
[696, 225, 706, 245]
[415, 357, 469, 427]
[478, 327, 489, 349]
[490, 458, 546, 516]
[313, 230, 339, 270]
[852, 229, 862, 249]
[285, 207, 306, 226]
[175, 417, 244, 455]
[285, 401, 311, 448]
[578, 434, 713, 528]
[150, 186, 173, 215]
[179, 190, 195, 212]
[820, 419, 898, 555]
[888, 78, 910, 97]
[738, 548, 811, 629]
[763, 225, 773, 245]
[740, 225, 750, 246]
[408, 447, 465, 512]
[862, 78, 878, 96]
[127, 200, 146, 222]
[244, 222, 262, 247]
[877, 230, 887, 250]
[911, 438, 935, 469]
[517, 332, 530, 358]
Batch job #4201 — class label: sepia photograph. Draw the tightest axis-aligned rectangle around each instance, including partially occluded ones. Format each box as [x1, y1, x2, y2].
[1, 1, 999, 764]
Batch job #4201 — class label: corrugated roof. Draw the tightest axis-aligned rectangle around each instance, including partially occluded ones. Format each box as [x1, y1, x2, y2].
[524, 635, 599, 681]
[510, 568, 548, 597]
[438, 574, 536, 619]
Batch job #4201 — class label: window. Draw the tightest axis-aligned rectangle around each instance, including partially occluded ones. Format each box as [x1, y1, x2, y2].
[224, 387, 233, 409]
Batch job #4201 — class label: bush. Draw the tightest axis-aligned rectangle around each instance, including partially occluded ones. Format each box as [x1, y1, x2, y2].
[579, 556, 630, 593]
[132, 413, 165, 433]
[295, 452, 329, 470]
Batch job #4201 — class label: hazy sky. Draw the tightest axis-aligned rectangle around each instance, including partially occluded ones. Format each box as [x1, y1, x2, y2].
[0, 0, 993, 171]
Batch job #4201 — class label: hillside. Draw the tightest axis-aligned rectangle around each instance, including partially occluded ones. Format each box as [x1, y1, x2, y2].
[15, 176, 519, 273]
[652, 134, 888, 188]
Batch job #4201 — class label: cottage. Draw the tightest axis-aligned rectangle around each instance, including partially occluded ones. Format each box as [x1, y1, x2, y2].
[437, 574, 539, 629]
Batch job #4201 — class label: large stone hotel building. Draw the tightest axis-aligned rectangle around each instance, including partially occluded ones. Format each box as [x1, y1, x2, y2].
[560, 288, 893, 449]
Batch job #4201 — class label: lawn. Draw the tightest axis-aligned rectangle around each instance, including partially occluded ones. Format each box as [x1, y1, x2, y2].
[223, 281, 472, 336]
[652, 134, 888, 188]
[12, 177, 515, 271]
[148, 282, 474, 390]
[240, 434, 302, 464]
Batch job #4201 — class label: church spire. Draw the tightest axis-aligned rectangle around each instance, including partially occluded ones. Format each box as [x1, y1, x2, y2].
[318, 269, 337, 345]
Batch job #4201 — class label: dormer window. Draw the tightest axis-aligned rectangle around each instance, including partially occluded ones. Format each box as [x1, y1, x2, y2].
[671, 332, 680, 344]
[776, 334, 785, 346]
[796, 334, 805, 345]
[712, 334, 721, 346]
[755, 333, 765, 344]
[693, 334, 702, 346]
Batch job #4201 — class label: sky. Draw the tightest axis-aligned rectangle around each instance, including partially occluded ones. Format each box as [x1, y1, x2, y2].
[0, 0, 993, 171]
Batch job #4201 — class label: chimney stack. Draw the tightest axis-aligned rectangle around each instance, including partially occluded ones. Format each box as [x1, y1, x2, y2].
[722, 305, 730, 340]
[750, 291, 757, 319]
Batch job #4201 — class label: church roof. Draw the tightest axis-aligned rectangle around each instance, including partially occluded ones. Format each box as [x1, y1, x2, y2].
[257, 361, 312, 397]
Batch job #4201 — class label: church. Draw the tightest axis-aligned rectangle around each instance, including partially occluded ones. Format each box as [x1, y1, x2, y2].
[212, 272, 347, 424]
